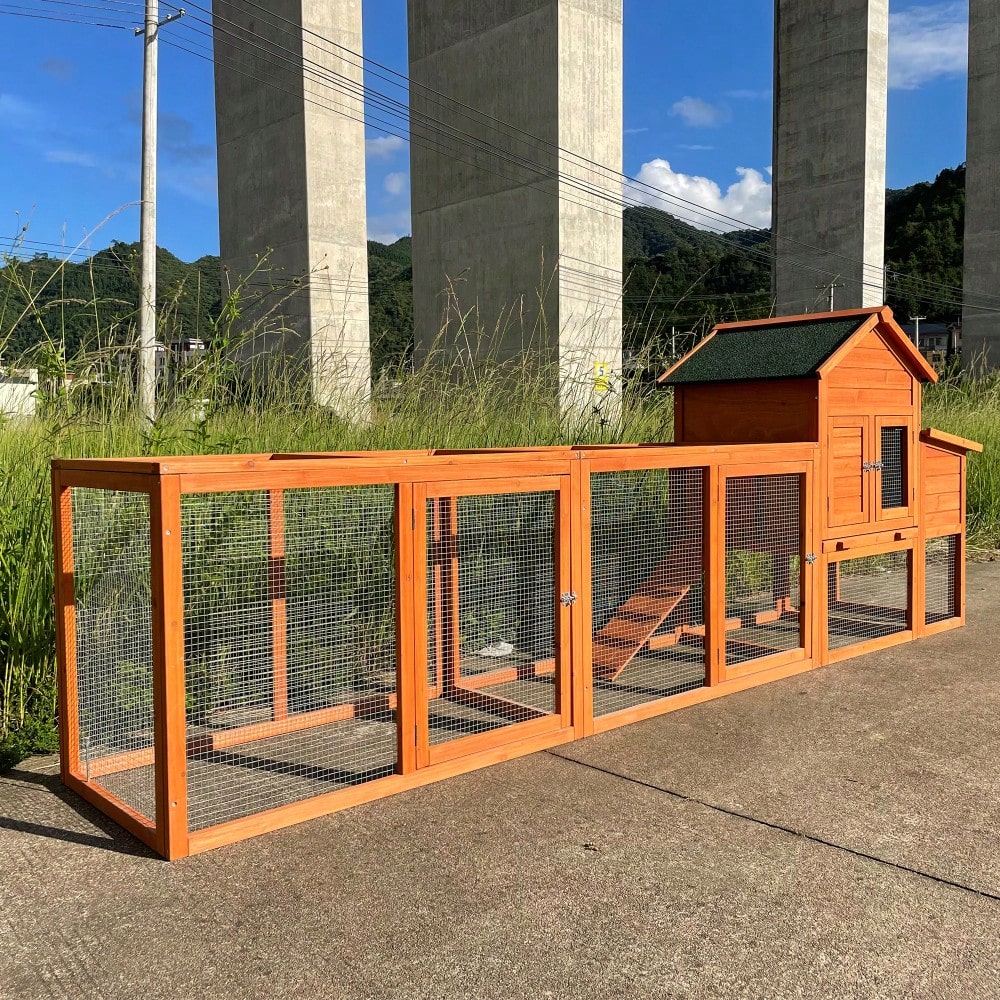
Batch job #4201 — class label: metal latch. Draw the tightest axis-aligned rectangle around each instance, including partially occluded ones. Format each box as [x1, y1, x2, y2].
[560, 592, 578, 607]
[805, 553, 817, 565]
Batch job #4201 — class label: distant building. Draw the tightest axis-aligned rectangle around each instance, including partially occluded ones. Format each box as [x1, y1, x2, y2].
[0, 369, 38, 418]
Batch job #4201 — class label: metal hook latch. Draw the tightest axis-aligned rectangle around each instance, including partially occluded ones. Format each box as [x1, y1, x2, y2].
[560, 592, 578, 607]
[805, 553, 817, 565]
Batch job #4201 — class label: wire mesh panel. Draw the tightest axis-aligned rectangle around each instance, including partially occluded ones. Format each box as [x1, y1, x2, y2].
[827, 550, 910, 651]
[880, 425, 907, 510]
[590, 467, 705, 717]
[71, 489, 155, 822]
[425, 490, 558, 746]
[925, 535, 959, 625]
[182, 486, 398, 831]
[724, 475, 803, 668]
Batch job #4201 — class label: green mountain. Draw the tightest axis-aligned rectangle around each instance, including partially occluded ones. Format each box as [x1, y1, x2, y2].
[0, 166, 968, 373]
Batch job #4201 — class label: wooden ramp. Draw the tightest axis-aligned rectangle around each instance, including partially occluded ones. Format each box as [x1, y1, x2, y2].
[592, 547, 696, 682]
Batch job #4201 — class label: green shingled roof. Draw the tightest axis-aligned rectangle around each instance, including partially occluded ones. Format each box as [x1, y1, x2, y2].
[662, 317, 867, 385]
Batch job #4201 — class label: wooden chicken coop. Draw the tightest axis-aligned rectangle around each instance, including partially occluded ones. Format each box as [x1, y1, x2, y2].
[53, 308, 980, 858]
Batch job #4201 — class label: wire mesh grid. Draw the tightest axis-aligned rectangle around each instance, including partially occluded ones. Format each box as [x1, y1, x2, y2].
[880, 425, 907, 510]
[182, 486, 398, 832]
[590, 467, 705, 716]
[724, 475, 803, 667]
[71, 489, 156, 821]
[925, 535, 959, 625]
[827, 550, 910, 651]
[425, 491, 558, 745]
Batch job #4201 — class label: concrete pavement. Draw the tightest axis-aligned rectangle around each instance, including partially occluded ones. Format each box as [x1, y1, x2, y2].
[3, 562, 1000, 1000]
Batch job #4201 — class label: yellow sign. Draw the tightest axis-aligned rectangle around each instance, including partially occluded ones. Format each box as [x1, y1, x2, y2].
[594, 361, 610, 394]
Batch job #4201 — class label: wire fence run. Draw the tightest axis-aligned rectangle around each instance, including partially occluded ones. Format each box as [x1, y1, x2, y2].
[181, 485, 398, 831]
[71, 488, 156, 822]
[425, 491, 559, 745]
[925, 535, 959, 626]
[724, 474, 804, 668]
[54, 443, 973, 858]
[590, 467, 706, 716]
[827, 550, 911, 651]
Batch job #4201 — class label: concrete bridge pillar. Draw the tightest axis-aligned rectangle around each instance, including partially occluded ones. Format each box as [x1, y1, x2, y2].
[772, 0, 889, 315]
[213, 0, 370, 411]
[407, 0, 623, 415]
[963, 0, 1000, 370]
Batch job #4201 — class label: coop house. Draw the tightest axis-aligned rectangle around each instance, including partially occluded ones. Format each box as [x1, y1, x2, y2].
[660, 305, 981, 656]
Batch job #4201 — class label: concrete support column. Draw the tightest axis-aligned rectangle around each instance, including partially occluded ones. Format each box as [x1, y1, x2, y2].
[213, 0, 370, 412]
[772, 0, 888, 315]
[408, 0, 623, 416]
[963, 0, 1000, 371]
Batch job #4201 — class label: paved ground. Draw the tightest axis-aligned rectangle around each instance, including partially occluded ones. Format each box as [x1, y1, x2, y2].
[3, 562, 1000, 1000]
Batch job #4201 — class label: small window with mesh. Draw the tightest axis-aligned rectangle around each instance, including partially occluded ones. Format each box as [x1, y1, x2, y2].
[880, 426, 907, 510]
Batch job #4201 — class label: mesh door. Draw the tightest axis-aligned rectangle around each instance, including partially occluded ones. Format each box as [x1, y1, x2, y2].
[925, 535, 959, 625]
[590, 468, 705, 717]
[71, 489, 156, 822]
[426, 491, 558, 745]
[182, 486, 398, 831]
[827, 551, 910, 650]
[724, 474, 803, 667]
[880, 426, 907, 510]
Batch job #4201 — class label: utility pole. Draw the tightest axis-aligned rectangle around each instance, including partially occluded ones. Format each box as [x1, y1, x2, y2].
[136, 2, 184, 423]
[815, 281, 846, 312]
[910, 315, 926, 349]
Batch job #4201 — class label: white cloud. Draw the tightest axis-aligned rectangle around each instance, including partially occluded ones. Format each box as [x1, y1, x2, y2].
[366, 135, 406, 159]
[669, 96, 731, 128]
[629, 159, 772, 231]
[46, 149, 97, 168]
[383, 171, 408, 197]
[624, 127, 649, 135]
[889, 2, 968, 90]
[678, 144, 714, 151]
[367, 210, 412, 245]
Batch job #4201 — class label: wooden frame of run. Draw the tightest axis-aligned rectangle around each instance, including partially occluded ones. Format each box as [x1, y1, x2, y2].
[51, 435, 975, 859]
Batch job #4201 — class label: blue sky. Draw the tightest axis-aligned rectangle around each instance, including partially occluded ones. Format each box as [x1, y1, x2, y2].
[0, 1, 971, 262]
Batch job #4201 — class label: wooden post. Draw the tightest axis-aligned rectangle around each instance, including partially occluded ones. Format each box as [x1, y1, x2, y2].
[572, 458, 594, 737]
[151, 475, 189, 860]
[51, 468, 80, 780]
[413, 484, 430, 768]
[705, 465, 724, 686]
[268, 489, 288, 721]
[394, 483, 417, 774]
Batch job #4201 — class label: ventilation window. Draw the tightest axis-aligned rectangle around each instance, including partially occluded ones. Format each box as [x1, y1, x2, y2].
[880, 426, 907, 510]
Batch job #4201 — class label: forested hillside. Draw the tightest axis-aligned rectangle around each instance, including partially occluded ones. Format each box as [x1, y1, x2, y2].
[0, 166, 968, 373]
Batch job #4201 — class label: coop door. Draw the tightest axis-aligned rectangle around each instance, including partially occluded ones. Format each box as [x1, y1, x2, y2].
[415, 477, 572, 766]
[721, 466, 810, 680]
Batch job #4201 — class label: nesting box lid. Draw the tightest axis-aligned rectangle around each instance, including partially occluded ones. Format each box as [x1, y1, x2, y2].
[659, 306, 938, 386]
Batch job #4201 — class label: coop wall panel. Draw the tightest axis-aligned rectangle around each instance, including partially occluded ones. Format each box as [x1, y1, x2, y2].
[723, 474, 804, 667]
[181, 486, 398, 832]
[925, 535, 960, 626]
[827, 550, 910, 651]
[70, 489, 156, 822]
[589, 467, 705, 716]
[425, 491, 559, 745]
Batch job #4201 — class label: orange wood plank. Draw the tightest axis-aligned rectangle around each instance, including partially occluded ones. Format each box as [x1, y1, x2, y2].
[574, 461, 594, 737]
[150, 475, 189, 860]
[51, 470, 80, 779]
[64, 772, 159, 852]
[395, 483, 418, 774]
[426, 713, 560, 767]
